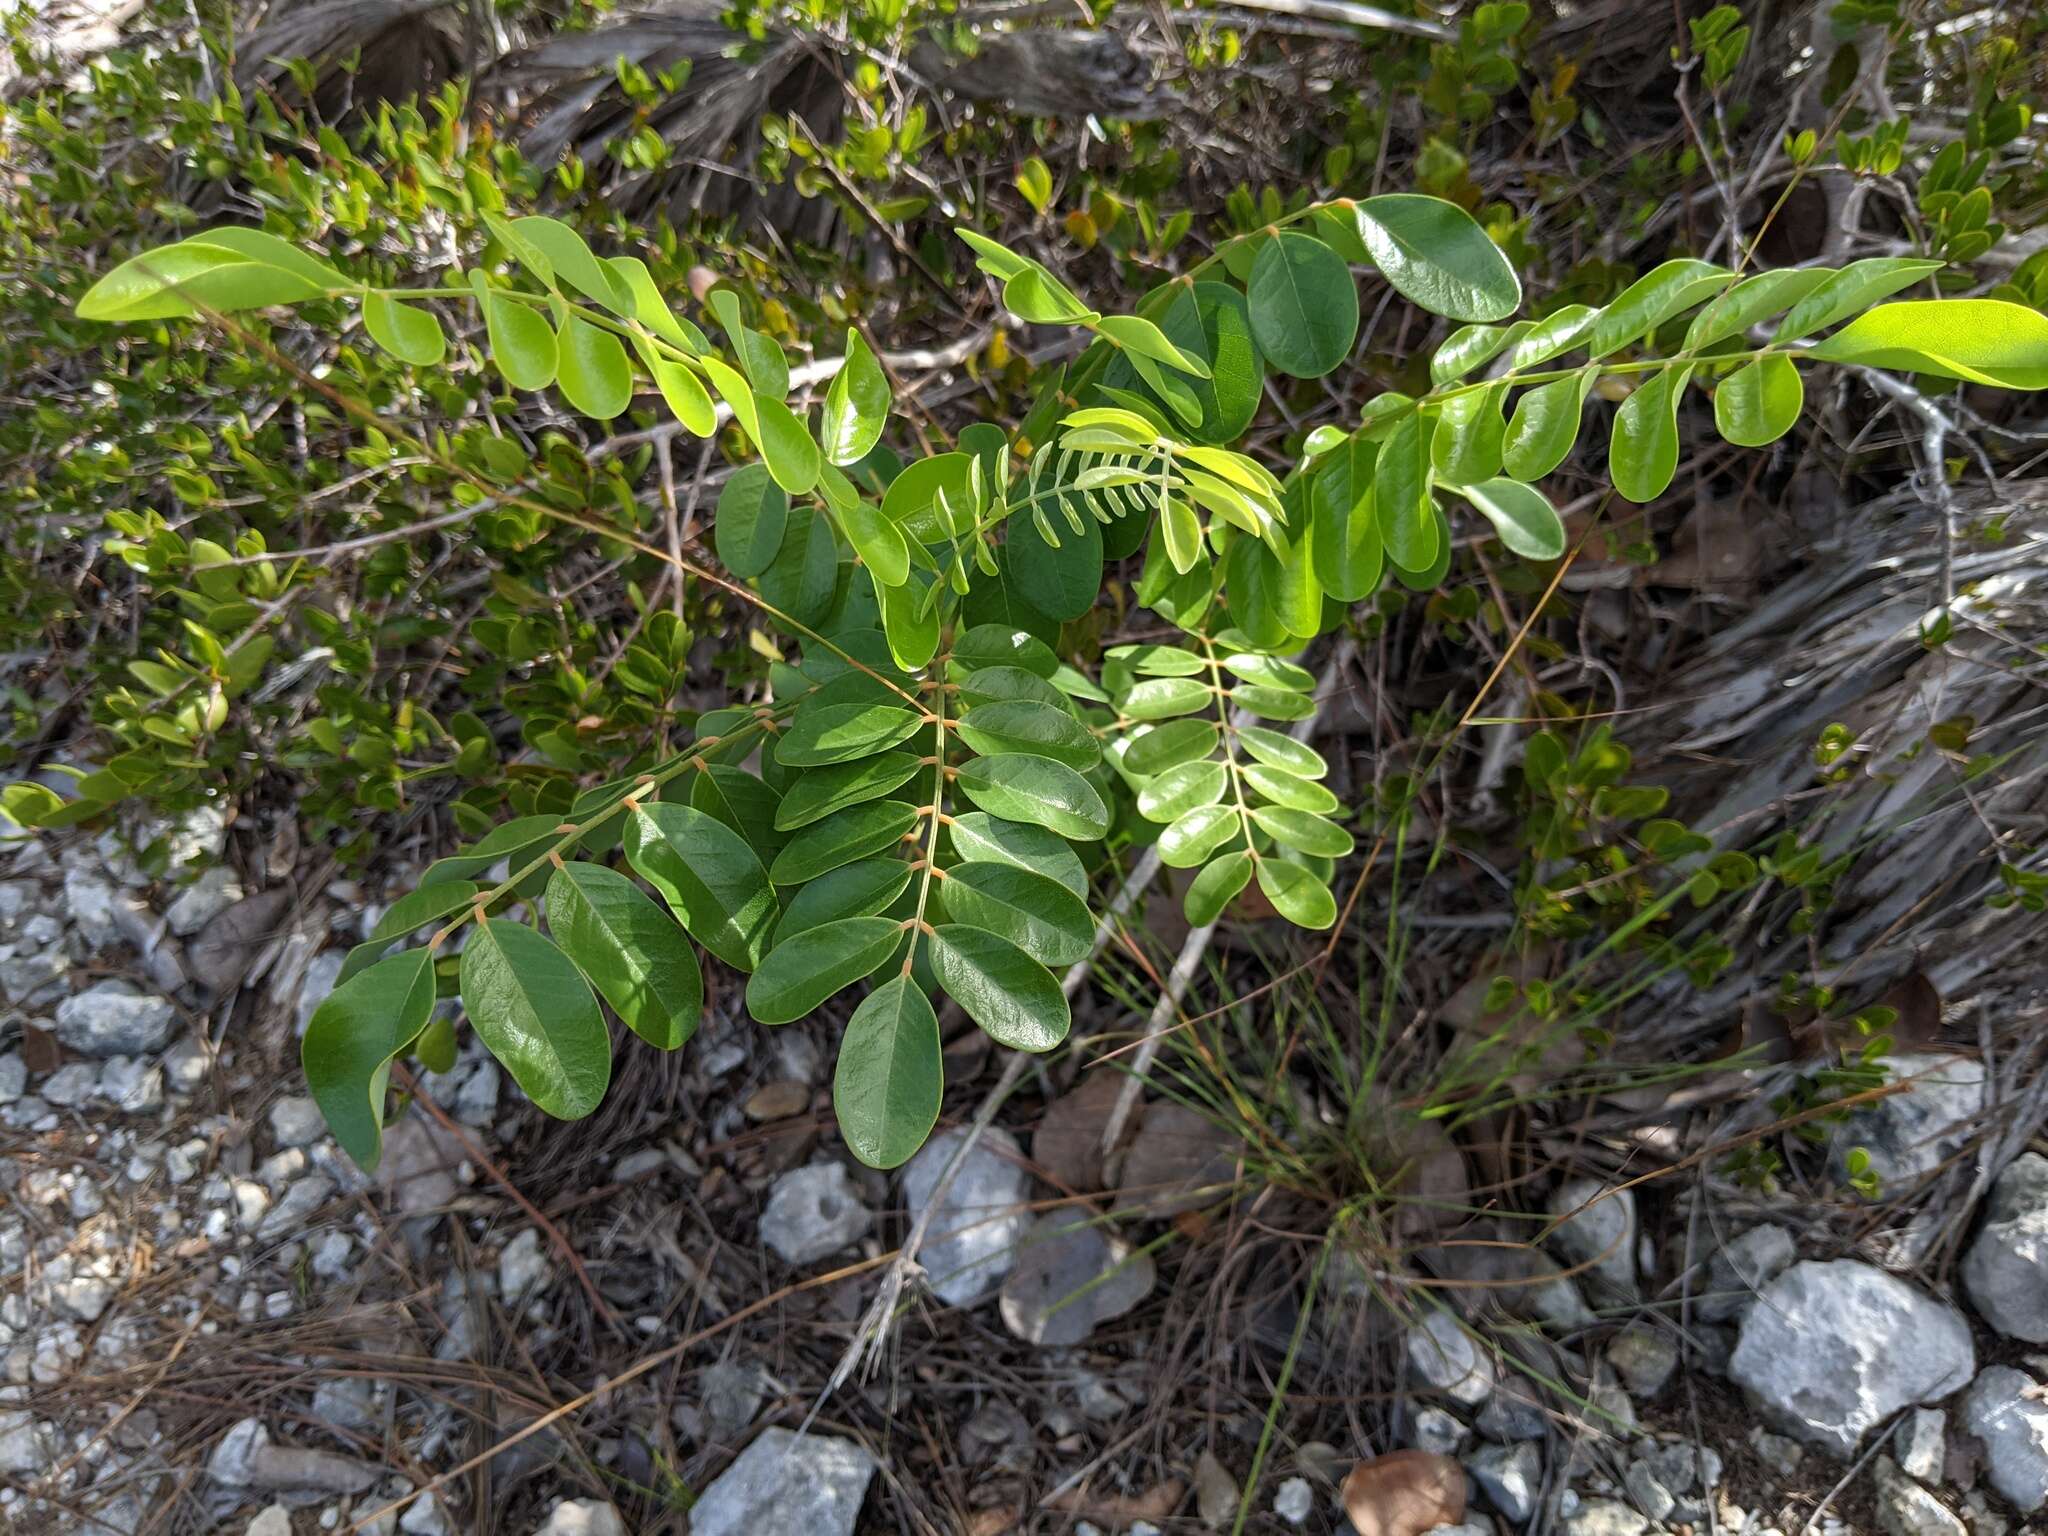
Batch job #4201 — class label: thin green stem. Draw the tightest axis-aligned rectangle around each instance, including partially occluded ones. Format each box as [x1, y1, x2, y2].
[426, 704, 788, 948]
[1229, 1213, 1336, 1536]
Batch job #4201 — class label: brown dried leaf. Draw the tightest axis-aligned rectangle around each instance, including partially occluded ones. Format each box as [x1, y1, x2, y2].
[1341, 1451, 1466, 1536]
[187, 888, 292, 995]
[1110, 1102, 1239, 1220]
[1874, 970, 1944, 1050]
[19, 1023, 61, 1077]
[1653, 494, 1761, 594]
[1194, 1450, 1240, 1528]
[743, 1080, 811, 1122]
[1031, 1068, 1126, 1193]
[1046, 1478, 1185, 1525]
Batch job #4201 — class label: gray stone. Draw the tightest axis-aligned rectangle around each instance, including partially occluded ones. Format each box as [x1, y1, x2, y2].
[166, 866, 244, 936]
[39, 1063, 97, 1108]
[1960, 1491, 2009, 1536]
[1405, 1404, 1469, 1457]
[1697, 1224, 1796, 1323]
[147, 803, 229, 872]
[1272, 1477, 1313, 1525]
[533, 1500, 626, 1536]
[1635, 1440, 1721, 1497]
[233, 1178, 273, 1229]
[0, 1052, 24, 1104]
[259, 1176, 334, 1239]
[246, 1505, 293, 1536]
[311, 1379, 376, 1432]
[296, 950, 346, 1036]
[98, 1056, 164, 1114]
[453, 1060, 500, 1125]
[1467, 1440, 1541, 1523]
[1896, 1408, 1946, 1483]
[1477, 1381, 1549, 1443]
[1961, 1153, 2048, 1343]
[759, 1163, 872, 1267]
[62, 868, 122, 951]
[207, 1419, 269, 1485]
[1606, 1324, 1678, 1399]
[688, 1428, 874, 1536]
[208, 1418, 377, 1494]
[999, 1210, 1154, 1345]
[1872, 1455, 1965, 1536]
[51, 1275, 113, 1322]
[269, 1095, 327, 1149]
[1563, 1499, 1649, 1536]
[311, 1232, 356, 1282]
[377, 1115, 470, 1217]
[1729, 1260, 1975, 1456]
[1828, 1052, 1984, 1190]
[163, 1035, 211, 1094]
[1622, 1461, 1675, 1523]
[0, 947, 68, 1005]
[1958, 1366, 2048, 1512]
[400, 1490, 450, 1535]
[0, 880, 36, 929]
[498, 1229, 549, 1303]
[1546, 1178, 1637, 1294]
[1685, 1320, 1736, 1376]
[53, 981, 176, 1057]
[1406, 1309, 1494, 1406]
[1513, 1251, 1597, 1329]
[696, 1361, 768, 1441]
[0, 1417, 47, 1482]
[1748, 1426, 1805, 1479]
[902, 1128, 1031, 1305]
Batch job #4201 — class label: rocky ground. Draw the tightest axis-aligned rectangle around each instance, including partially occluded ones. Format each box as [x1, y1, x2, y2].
[1, 812, 2045, 1536]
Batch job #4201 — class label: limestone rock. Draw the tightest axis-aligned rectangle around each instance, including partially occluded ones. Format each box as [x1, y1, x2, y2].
[1466, 1440, 1540, 1523]
[1696, 1224, 1796, 1323]
[207, 1418, 377, 1495]
[1606, 1323, 1678, 1400]
[53, 981, 176, 1058]
[1728, 1260, 1974, 1455]
[902, 1128, 1031, 1305]
[167, 866, 244, 936]
[533, 1499, 626, 1536]
[1405, 1309, 1494, 1407]
[1958, 1366, 2048, 1513]
[1872, 1455, 1965, 1536]
[1827, 1052, 1983, 1190]
[758, 1163, 871, 1267]
[688, 1428, 874, 1536]
[1960, 1153, 2048, 1343]
[1545, 1178, 1637, 1295]
[1896, 1408, 1946, 1483]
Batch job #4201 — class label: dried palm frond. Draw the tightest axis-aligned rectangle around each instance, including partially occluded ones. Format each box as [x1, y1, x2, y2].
[481, 3, 1168, 235]
[1636, 474, 2048, 1027]
[481, 3, 837, 238]
[231, 0, 463, 119]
